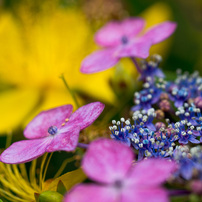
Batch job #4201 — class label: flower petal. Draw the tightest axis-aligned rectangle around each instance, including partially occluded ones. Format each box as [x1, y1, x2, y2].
[189, 136, 200, 144]
[46, 126, 80, 152]
[0, 88, 39, 134]
[181, 160, 194, 180]
[95, 18, 145, 47]
[95, 21, 124, 47]
[80, 49, 119, 74]
[142, 21, 177, 44]
[126, 159, 177, 186]
[121, 18, 145, 37]
[121, 187, 169, 202]
[67, 102, 104, 130]
[0, 138, 52, 164]
[115, 39, 151, 59]
[24, 105, 73, 139]
[82, 138, 134, 184]
[64, 184, 118, 202]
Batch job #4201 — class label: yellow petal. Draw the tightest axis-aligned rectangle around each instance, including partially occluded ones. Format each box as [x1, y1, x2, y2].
[0, 88, 39, 134]
[0, 7, 116, 104]
[141, 2, 174, 57]
[75, 68, 116, 104]
[0, 13, 25, 86]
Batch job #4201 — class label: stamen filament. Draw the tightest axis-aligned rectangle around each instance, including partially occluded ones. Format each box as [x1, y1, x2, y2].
[29, 159, 41, 192]
[0, 188, 29, 202]
[39, 153, 49, 189]
[42, 153, 53, 183]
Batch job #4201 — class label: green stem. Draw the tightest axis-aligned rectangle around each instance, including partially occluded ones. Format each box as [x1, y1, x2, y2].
[60, 74, 80, 109]
[130, 57, 142, 74]
[54, 156, 75, 178]
[6, 131, 12, 148]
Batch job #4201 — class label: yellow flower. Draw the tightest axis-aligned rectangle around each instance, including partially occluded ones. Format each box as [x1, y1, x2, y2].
[0, 152, 85, 201]
[0, 3, 115, 134]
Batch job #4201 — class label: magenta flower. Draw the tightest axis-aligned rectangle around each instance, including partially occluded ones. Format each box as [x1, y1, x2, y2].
[64, 139, 177, 202]
[0, 102, 104, 164]
[81, 18, 177, 74]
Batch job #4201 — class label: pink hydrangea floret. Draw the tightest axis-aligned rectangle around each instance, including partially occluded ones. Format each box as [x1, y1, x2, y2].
[81, 18, 177, 74]
[64, 138, 177, 202]
[0, 102, 104, 164]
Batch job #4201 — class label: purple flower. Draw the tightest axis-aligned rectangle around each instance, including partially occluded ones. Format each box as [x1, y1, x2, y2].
[169, 86, 189, 108]
[167, 71, 202, 108]
[173, 146, 194, 180]
[132, 82, 162, 112]
[138, 54, 165, 81]
[81, 18, 177, 74]
[0, 102, 104, 164]
[172, 121, 200, 145]
[64, 139, 177, 202]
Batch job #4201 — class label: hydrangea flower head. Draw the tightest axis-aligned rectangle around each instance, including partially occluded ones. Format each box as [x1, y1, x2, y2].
[81, 18, 177, 74]
[132, 80, 162, 112]
[167, 71, 202, 108]
[110, 110, 177, 160]
[173, 145, 202, 180]
[138, 54, 165, 81]
[64, 139, 177, 202]
[0, 102, 104, 164]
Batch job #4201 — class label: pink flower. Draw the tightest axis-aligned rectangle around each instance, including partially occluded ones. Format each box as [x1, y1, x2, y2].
[64, 139, 177, 202]
[0, 102, 104, 164]
[81, 18, 177, 74]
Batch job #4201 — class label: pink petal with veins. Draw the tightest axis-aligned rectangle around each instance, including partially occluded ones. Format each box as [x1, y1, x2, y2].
[0, 138, 52, 164]
[82, 139, 134, 184]
[24, 105, 73, 139]
[67, 102, 105, 130]
[46, 126, 80, 152]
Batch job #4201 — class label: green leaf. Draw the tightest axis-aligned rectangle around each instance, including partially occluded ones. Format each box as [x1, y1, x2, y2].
[189, 194, 202, 202]
[57, 180, 67, 195]
[34, 193, 40, 202]
[46, 168, 86, 192]
[39, 191, 63, 202]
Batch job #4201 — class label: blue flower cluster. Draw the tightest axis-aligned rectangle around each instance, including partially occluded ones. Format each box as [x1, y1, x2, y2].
[138, 54, 164, 81]
[132, 56, 202, 111]
[110, 103, 202, 161]
[110, 109, 174, 160]
[110, 55, 202, 173]
[173, 145, 202, 180]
